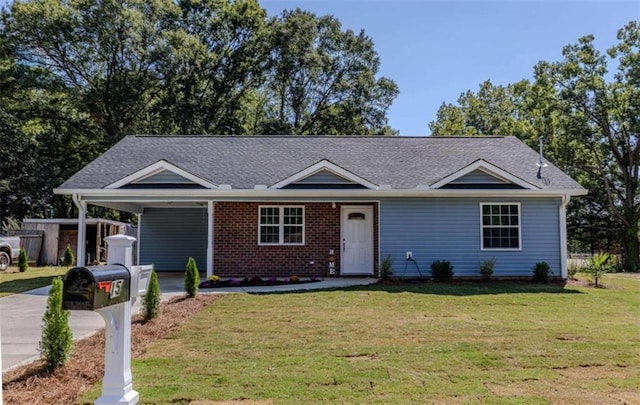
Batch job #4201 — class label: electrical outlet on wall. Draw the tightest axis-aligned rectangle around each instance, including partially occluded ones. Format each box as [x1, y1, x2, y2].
[406, 251, 412, 260]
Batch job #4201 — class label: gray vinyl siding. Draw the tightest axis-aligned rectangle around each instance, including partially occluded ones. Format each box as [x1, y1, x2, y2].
[298, 171, 354, 184]
[135, 170, 193, 184]
[379, 197, 562, 278]
[451, 170, 507, 184]
[140, 208, 207, 271]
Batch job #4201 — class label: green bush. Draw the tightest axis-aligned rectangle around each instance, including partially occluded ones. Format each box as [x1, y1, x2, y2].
[585, 253, 615, 287]
[39, 277, 73, 371]
[143, 269, 161, 322]
[185, 257, 200, 297]
[18, 248, 28, 272]
[567, 261, 579, 280]
[378, 254, 393, 280]
[479, 258, 495, 281]
[430, 260, 454, 282]
[62, 244, 74, 267]
[532, 261, 552, 283]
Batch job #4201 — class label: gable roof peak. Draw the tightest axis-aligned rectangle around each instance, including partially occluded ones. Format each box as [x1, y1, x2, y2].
[270, 159, 378, 190]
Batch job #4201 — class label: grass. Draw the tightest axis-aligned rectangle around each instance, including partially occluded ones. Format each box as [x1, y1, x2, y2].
[0, 266, 69, 297]
[86, 274, 640, 404]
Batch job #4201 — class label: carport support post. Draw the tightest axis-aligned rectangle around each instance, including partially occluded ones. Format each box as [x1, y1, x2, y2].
[74, 195, 87, 267]
[95, 234, 138, 405]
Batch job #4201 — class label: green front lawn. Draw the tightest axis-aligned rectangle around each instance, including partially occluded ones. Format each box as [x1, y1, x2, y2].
[0, 266, 68, 297]
[93, 275, 640, 404]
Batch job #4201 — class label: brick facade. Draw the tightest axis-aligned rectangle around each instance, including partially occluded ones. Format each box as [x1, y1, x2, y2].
[213, 202, 378, 278]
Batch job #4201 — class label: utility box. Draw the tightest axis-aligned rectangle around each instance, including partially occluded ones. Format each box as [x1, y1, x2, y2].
[62, 264, 131, 310]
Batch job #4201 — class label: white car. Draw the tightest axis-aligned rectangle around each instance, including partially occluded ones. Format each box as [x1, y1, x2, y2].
[0, 236, 21, 271]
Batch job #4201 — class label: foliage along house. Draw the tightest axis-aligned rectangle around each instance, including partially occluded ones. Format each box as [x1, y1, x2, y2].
[55, 135, 586, 280]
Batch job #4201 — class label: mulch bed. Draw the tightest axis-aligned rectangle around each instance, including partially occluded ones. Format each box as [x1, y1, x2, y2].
[2, 294, 218, 405]
[199, 277, 321, 288]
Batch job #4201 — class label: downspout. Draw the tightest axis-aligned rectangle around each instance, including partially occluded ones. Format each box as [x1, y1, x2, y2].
[136, 212, 142, 266]
[559, 194, 571, 280]
[72, 194, 87, 267]
[207, 201, 214, 278]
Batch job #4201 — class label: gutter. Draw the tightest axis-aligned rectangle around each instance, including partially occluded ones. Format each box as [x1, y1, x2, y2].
[559, 194, 571, 280]
[55, 188, 588, 199]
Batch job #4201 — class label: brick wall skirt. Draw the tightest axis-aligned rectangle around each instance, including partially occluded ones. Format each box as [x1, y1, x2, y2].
[214, 202, 378, 278]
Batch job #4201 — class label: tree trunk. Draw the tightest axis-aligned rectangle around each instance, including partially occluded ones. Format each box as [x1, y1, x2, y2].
[622, 213, 640, 271]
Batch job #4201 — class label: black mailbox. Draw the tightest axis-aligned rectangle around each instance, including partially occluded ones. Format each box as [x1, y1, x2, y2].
[63, 264, 131, 310]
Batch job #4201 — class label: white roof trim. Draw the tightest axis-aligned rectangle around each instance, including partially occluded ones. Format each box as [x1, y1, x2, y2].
[430, 160, 539, 190]
[105, 160, 217, 189]
[269, 159, 378, 190]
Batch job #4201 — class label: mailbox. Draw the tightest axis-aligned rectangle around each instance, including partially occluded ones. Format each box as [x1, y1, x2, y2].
[63, 264, 131, 310]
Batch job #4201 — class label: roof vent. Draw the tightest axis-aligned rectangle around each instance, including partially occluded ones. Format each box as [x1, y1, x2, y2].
[536, 136, 549, 179]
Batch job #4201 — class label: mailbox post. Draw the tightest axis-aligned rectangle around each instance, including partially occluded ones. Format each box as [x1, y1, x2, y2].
[97, 234, 138, 405]
[63, 234, 151, 405]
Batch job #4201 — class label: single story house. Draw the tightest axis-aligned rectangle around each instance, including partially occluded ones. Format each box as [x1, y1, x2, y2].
[54, 135, 586, 279]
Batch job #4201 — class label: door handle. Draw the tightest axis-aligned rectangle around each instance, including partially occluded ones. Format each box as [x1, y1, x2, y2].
[342, 240, 346, 252]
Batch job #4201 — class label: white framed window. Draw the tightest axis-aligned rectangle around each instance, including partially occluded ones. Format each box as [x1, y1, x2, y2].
[259, 206, 304, 245]
[480, 203, 521, 250]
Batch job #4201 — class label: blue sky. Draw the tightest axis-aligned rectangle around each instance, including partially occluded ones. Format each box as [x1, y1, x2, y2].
[261, 1, 638, 135]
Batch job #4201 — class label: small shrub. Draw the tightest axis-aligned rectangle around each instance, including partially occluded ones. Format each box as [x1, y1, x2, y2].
[479, 258, 495, 281]
[18, 248, 28, 272]
[567, 261, 579, 280]
[431, 260, 454, 282]
[289, 275, 300, 283]
[532, 261, 552, 283]
[142, 269, 161, 322]
[585, 253, 615, 287]
[39, 277, 73, 371]
[207, 274, 220, 283]
[250, 276, 263, 284]
[184, 257, 200, 297]
[378, 254, 393, 280]
[62, 245, 74, 268]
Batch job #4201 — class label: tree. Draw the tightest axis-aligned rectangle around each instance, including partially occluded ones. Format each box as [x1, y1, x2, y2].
[585, 253, 615, 287]
[533, 21, 640, 269]
[184, 257, 200, 297]
[63, 244, 74, 268]
[39, 276, 73, 371]
[6, 0, 180, 145]
[429, 79, 532, 138]
[257, 9, 398, 135]
[18, 247, 28, 272]
[148, 0, 270, 135]
[142, 269, 161, 322]
[0, 22, 104, 222]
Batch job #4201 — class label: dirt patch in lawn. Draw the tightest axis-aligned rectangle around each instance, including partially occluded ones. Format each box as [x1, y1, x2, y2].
[486, 380, 639, 404]
[486, 363, 640, 404]
[2, 294, 218, 405]
[555, 364, 632, 379]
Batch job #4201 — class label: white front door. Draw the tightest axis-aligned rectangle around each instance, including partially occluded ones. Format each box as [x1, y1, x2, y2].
[341, 206, 374, 275]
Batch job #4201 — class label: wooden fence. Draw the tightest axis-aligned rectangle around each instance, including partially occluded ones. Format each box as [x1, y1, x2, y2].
[6, 229, 44, 264]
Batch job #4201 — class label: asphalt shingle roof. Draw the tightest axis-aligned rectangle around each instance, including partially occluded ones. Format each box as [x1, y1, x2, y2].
[58, 135, 584, 191]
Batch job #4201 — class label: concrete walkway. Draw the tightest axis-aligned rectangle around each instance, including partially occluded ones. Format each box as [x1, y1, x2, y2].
[1, 274, 377, 373]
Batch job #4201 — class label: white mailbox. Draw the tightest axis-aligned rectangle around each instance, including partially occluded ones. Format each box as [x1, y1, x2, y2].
[130, 265, 153, 298]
